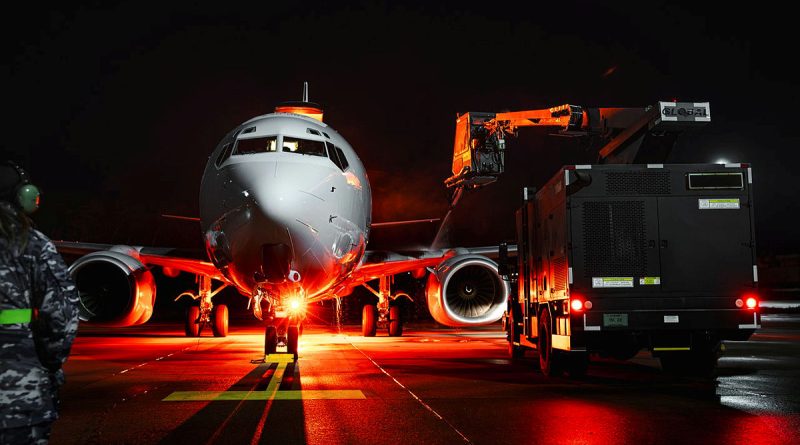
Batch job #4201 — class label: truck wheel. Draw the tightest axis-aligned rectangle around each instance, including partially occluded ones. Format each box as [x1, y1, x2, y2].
[538, 309, 561, 377]
[508, 320, 524, 359]
[362, 304, 377, 337]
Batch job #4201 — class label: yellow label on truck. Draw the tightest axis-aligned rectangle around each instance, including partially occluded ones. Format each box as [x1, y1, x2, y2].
[592, 277, 633, 288]
[698, 198, 740, 209]
[639, 277, 661, 285]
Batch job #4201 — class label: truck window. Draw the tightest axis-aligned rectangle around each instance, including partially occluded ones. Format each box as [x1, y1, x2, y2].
[234, 136, 278, 155]
[282, 137, 327, 157]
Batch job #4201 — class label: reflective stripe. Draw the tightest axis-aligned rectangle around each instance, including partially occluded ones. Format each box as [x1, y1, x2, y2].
[0, 309, 32, 324]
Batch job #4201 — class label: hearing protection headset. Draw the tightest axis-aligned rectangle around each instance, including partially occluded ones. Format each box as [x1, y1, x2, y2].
[1, 161, 40, 214]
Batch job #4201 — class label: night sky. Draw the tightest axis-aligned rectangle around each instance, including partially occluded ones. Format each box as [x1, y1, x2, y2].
[3, 2, 798, 255]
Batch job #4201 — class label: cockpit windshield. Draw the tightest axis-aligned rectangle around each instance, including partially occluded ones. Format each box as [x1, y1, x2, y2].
[235, 136, 278, 155]
[282, 137, 327, 157]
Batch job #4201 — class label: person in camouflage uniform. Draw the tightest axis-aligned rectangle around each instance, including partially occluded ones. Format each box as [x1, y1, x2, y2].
[0, 162, 80, 445]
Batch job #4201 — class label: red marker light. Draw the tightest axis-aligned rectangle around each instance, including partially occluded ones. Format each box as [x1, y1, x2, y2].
[745, 297, 758, 309]
[571, 299, 584, 311]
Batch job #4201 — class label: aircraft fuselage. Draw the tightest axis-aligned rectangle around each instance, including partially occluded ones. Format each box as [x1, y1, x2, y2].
[199, 113, 371, 302]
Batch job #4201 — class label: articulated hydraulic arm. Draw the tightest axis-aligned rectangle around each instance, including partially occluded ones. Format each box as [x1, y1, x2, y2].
[444, 101, 711, 204]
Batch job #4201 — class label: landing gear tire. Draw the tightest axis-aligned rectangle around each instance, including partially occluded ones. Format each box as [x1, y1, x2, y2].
[211, 304, 229, 337]
[185, 306, 201, 337]
[265, 326, 277, 356]
[362, 304, 377, 337]
[538, 309, 561, 377]
[287, 325, 299, 361]
[388, 305, 403, 337]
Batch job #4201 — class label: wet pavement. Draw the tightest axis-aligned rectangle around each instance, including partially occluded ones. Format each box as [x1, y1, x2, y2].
[50, 314, 800, 444]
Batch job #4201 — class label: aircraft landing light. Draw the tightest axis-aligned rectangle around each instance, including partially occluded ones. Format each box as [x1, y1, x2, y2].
[162, 353, 364, 402]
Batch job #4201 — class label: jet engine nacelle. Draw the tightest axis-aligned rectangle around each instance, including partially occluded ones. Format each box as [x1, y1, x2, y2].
[68, 246, 156, 327]
[425, 255, 509, 327]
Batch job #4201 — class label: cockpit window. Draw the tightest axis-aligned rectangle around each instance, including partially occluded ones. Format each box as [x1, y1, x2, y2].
[234, 136, 278, 155]
[282, 137, 327, 157]
[326, 141, 350, 171]
[215, 142, 234, 167]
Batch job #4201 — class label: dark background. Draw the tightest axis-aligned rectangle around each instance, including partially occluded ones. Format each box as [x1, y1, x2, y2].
[2, 2, 798, 310]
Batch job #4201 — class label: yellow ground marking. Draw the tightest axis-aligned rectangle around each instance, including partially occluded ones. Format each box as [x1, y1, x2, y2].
[163, 354, 365, 402]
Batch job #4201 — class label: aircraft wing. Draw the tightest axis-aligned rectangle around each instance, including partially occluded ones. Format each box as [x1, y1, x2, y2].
[344, 244, 516, 288]
[54, 241, 227, 281]
[345, 251, 451, 288]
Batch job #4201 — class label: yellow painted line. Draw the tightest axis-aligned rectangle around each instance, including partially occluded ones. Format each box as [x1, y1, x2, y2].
[164, 390, 365, 401]
[163, 353, 365, 402]
[653, 347, 691, 351]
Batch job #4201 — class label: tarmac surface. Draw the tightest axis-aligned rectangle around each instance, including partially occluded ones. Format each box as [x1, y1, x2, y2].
[50, 313, 800, 445]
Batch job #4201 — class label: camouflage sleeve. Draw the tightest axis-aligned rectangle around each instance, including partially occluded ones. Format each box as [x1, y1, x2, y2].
[31, 232, 80, 372]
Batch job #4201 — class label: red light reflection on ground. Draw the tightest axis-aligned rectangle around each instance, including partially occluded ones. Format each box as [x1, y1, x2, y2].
[535, 400, 633, 444]
[722, 414, 800, 445]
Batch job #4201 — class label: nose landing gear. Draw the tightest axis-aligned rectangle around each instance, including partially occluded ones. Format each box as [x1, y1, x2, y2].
[264, 321, 301, 361]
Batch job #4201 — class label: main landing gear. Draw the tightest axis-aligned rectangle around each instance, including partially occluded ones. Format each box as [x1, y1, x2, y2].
[179, 275, 229, 337]
[361, 275, 408, 337]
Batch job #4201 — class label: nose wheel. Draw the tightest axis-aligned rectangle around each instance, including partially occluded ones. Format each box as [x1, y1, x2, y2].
[264, 320, 300, 361]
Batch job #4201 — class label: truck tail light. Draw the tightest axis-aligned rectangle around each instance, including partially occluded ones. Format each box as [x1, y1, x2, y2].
[570, 299, 584, 311]
[737, 294, 758, 310]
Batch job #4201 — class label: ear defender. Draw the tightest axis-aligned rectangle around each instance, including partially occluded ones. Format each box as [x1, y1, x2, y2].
[17, 183, 41, 214]
[2, 161, 40, 214]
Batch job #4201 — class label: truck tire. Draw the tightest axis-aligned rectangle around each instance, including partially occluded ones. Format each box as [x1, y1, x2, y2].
[508, 320, 524, 359]
[538, 309, 561, 377]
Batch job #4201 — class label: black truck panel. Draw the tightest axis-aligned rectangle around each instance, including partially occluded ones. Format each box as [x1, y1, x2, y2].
[514, 163, 760, 359]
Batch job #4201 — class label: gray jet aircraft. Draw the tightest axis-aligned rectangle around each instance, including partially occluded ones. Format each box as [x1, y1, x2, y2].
[57, 84, 509, 359]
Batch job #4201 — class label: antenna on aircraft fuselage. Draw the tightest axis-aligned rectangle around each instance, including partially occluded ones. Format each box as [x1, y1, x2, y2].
[303, 81, 309, 102]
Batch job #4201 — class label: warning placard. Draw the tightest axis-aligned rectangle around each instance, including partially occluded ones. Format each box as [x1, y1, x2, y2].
[592, 277, 634, 288]
[698, 198, 740, 209]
